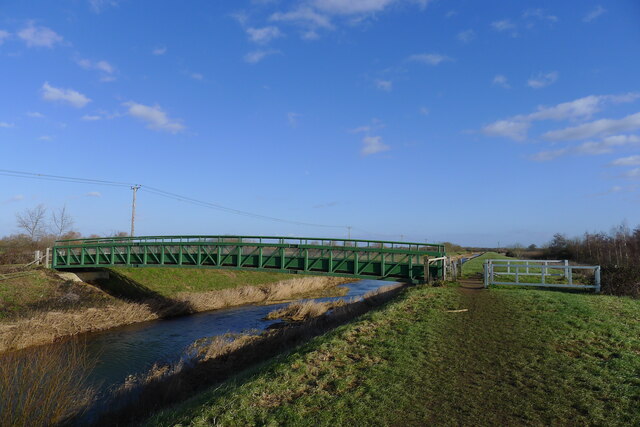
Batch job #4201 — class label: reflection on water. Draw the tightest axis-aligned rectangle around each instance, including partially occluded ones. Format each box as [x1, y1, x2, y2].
[84, 279, 391, 392]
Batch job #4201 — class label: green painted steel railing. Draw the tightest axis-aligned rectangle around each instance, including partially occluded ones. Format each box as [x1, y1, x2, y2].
[52, 235, 446, 283]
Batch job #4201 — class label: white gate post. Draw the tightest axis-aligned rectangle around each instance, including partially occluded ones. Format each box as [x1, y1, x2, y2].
[34, 250, 41, 265]
[483, 262, 489, 288]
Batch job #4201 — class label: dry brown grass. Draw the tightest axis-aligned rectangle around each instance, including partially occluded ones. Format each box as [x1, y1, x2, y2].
[0, 276, 350, 353]
[0, 339, 96, 427]
[266, 299, 347, 322]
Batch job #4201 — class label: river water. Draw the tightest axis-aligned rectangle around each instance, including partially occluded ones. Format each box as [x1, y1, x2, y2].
[83, 279, 392, 394]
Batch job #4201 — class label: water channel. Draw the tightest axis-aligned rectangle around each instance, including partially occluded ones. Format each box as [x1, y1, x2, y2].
[83, 279, 393, 394]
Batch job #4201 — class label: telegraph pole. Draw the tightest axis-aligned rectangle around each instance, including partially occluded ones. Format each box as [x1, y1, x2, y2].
[347, 226, 352, 240]
[130, 185, 141, 237]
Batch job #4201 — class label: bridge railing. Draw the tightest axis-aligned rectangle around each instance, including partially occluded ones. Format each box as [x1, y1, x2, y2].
[54, 235, 445, 253]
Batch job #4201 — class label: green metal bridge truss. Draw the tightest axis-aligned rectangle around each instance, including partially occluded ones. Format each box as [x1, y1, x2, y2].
[52, 235, 446, 283]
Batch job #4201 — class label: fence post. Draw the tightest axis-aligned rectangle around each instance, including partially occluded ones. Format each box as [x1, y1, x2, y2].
[594, 266, 601, 293]
[424, 255, 431, 285]
[564, 260, 569, 278]
[483, 262, 489, 288]
[34, 250, 41, 265]
[45, 247, 50, 268]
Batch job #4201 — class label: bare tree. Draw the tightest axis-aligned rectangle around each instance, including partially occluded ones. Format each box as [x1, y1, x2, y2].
[16, 204, 47, 241]
[51, 205, 75, 238]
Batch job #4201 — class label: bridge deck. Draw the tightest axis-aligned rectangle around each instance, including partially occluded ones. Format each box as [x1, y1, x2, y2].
[52, 235, 446, 283]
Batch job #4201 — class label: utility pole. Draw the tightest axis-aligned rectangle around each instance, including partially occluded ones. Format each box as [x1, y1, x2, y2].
[400, 234, 404, 241]
[130, 185, 141, 237]
[347, 226, 352, 240]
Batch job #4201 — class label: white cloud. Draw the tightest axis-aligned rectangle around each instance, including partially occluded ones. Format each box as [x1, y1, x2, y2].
[482, 93, 640, 141]
[247, 26, 282, 44]
[17, 22, 62, 48]
[89, 0, 119, 13]
[361, 135, 389, 155]
[419, 106, 429, 116]
[190, 72, 203, 80]
[583, 5, 606, 23]
[375, 79, 392, 91]
[610, 155, 640, 167]
[41, 82, 91, 108]
[623, 168, 640, 178]
[77, 58, 115, 74]
[522, 9, 558, 23]
[123, 101, 185, 133]
[408, 53, 452, 66]
[0, 30, 10, 44]
[244, 49, 279, 64]
[492, 74, 510, 89]
[313, 0, 396, 15]
[152, 46, 167, 55]
[3, 195, 24, 204]
[482, 120, 530, 141]
[457, 29, 475, 43]
[491, 19, 516, 31]
[543, 113, 640, 141]
[0, 122, 14, 128]
[85, 191, 102, 197]
[287, 112, 301, 127]
[82, 114, 101, 121]
[38, 135, 52, 141]
[350, 125, 371, 133]
[530, 135, 640, 161]
[26, 111, 44, 118]
[270, 7, 333, 29]
[527, 71, 558, 89]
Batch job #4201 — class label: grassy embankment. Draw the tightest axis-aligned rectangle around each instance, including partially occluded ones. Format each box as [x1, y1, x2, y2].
[0, 267, 349, 352]
[150, 282, 640, 426]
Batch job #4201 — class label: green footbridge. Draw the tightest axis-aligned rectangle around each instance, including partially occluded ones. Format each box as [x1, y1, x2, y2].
[52, 235, 446, 284]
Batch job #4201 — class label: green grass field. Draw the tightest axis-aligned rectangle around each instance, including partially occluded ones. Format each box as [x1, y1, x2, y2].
[149, 284, 640, 426]
[461, 251, 511, 276]
[109, 268, 295, 298]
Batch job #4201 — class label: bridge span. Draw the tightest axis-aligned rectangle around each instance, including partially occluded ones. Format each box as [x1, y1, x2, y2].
[52, 235, 446, 283]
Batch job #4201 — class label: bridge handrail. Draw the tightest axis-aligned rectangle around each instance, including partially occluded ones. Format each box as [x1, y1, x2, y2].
[54, 235, 445, 253]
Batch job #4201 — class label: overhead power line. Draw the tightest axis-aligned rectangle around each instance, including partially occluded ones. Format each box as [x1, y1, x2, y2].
[0, 169, 346, 229]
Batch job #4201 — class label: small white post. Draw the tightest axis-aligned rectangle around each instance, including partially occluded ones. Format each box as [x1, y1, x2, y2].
[45, 247, 51, 268]
[483, 262, 489, 288]
[507, 260, 511, 274]
[594, 267, 601, 293]
[515, 264, 520, 284]
[564, 260, 569, 279]
[34, 250, 41, 265]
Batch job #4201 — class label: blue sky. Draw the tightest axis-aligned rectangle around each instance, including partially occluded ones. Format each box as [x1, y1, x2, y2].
[1, 0, 640, 246]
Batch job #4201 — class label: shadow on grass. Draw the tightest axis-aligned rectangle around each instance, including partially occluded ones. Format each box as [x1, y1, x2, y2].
[86, 268, 195, 318]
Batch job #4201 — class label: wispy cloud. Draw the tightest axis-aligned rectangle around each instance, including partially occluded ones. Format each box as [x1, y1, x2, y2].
[361, 135, 390, 155]
[26, 111, 44, 118]
[610, 155, 640, 167]
[0, 30, 10, 44]
[41, 82, 91, 108]
[623, 168, 640, 178]
[77, 58, 116, 81]
[530, 135, 640, 161]
[419, 107, 430, 116]
[492, 74, 510, 89]
[583, 5, 606, 23]
[375, 79, 392, 91]
[89, 0, 119, 13]
[247, 26, 282, 44]
[491, 19, 516, 32]
[244, 49, 280, 64]
[17, 22, 63, 47]
[82, 114, 101, 121]
[3, 195, 24, 204]
[152, 46, 167, 55]
[270, 7, 333, 30]
[522, 9, 558, 23]
[85, 191, 102, 197]
[287, 112, 301, 127]
[543, 113, 640, 141]
[190, 72, 204, 80]
[527, 71, 558, 89]
[123, 101, 185, 133]
[313, 201, 339, 209]
[457, 29, 476, 43]
[408, 53, 452, 66]
[481, 93, 640, 141]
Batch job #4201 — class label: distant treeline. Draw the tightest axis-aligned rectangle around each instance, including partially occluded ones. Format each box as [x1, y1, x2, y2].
[543, 224, 639, 298]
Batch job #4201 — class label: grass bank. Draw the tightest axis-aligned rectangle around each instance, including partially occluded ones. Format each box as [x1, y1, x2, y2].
[150, 285, 640, 426]
[0, 267, 351, 352]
